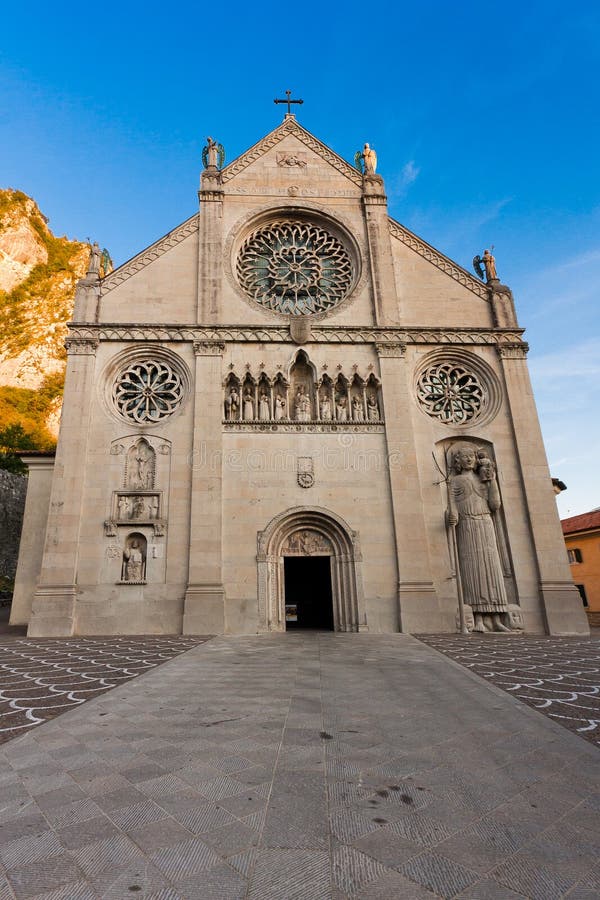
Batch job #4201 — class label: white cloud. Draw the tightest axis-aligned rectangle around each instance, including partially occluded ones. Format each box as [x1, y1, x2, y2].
[529, 338, 600, 379]
[388, 160, 421, 199]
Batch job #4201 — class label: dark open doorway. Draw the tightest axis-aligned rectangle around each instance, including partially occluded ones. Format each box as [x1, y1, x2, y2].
[284, 556, 334, 630]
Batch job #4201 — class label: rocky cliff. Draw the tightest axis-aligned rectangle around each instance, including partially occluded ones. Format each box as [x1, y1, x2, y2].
[0, 190, 89, 446]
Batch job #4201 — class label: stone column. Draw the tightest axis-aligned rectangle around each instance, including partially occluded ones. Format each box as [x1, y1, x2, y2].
[183, 341, 226, 634]
[498, 343, 588, 634]
[361, 174, 398, 326]
[197, 168, 224, 323]
[376, 343, 442, 632]
[28, 336, 99, 636]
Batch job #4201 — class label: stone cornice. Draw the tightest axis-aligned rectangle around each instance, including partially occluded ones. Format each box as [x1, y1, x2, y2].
[68, 323, 526, 347]
[99, 215, 199, 295]
[388, 219, 489, 300]
[221, 118, 363, 188]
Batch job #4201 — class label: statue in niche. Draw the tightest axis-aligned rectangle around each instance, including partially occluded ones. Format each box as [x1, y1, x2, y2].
[225, 387, 239, 420]
[447, 443, 512, 633]
[122, 537, 145, 582]
[126, 439, 155, 490]
[367, 394, 379, 421]
[243, 389, 254, 420]
[275, 395, 286, 420]
[352, 396, 364, 422]
[259, 391, 270, 421]
[148, 496, 159, 519]
[320, 394, 332, 421]
[117, 496, 131, 520]
[336, 396, 348, 422]
[294, 386, 311, 422]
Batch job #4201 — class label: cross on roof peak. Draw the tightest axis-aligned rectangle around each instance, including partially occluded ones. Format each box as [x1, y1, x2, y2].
[274, 90, 304, 118]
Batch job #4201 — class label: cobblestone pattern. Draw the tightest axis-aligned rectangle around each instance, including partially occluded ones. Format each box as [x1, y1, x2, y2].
[0, 633, 598, 898]
[418, 634, 600, 747]
[0, 636, 206, 745]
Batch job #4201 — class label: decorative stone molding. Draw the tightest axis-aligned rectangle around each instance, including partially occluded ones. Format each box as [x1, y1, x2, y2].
[221, 118, 362, 187]
[69, 323, 526, 347]
[277, 152, 307, 168]
[64, 337, 99, 355]
[388, 219, 489, 300]
[193, 341, 225, 356]
[100, 215, 199, 294]
[375, 342, 406, 358]
[224, 422, 384, 433]
[497, 343, 529, 359]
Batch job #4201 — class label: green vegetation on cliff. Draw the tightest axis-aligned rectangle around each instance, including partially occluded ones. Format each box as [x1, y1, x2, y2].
[0, 189, 89, 470]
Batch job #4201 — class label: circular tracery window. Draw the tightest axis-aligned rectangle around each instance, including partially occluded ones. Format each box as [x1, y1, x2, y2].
[416, 362, 485, 425]
[113, 360, 184, 424]
[236, 220, 353, 316]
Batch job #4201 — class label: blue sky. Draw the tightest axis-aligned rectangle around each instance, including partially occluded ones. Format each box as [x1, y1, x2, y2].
[1, 0, 598, 516]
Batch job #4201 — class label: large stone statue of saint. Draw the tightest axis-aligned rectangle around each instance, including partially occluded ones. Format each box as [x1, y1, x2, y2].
[447, 443, 510, 633]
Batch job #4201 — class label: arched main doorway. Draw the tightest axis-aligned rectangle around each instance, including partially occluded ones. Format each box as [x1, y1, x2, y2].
[257, 507, 367, 632]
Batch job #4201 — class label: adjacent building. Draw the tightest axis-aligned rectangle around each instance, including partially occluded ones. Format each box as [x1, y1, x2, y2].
[562, 510, 600, 626]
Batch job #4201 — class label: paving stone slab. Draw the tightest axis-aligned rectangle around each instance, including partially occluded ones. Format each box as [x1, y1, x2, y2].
[0, 632, 597, 898]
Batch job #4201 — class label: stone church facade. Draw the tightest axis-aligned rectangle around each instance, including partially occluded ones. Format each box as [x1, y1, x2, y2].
[11, 116, 588, 636]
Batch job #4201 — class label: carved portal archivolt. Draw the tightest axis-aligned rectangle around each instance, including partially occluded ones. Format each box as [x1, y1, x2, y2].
[257, 507, 366, 633]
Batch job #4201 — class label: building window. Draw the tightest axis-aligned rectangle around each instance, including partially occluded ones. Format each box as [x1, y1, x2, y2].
[576, 584, 588, 607]
[568, 548, 583, 564]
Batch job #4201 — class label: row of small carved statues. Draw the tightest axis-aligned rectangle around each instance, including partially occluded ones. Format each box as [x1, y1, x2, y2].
[225, 386, 381, 423]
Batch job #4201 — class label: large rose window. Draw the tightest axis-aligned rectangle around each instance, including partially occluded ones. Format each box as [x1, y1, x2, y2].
[113, 360, 184, 424]
[236, 221, 353, 316]
[416, 362, 485, 425]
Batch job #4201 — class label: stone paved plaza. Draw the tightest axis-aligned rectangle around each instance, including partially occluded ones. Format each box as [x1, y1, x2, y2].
[0, 637, 205, 744]
[419, 634, 600, 747]
[0, 633, 598, 899]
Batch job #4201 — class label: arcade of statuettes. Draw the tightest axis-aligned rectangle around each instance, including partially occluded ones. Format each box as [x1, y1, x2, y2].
[11, 113, 588, 637]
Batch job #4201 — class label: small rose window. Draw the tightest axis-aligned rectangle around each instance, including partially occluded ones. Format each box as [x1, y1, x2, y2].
[416, 362, 485, 425]
[113, 360, 184, 424]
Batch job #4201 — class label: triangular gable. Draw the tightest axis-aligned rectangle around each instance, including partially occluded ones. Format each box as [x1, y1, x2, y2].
[100, 214, 199, 295]
[388, 217, 489, 300]
[221, 118, 363, 187]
